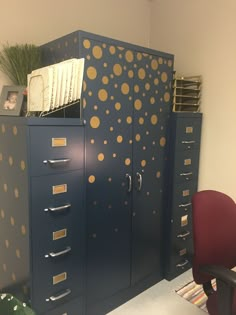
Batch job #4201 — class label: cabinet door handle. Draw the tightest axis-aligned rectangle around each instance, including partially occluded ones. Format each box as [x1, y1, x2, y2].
[46, 289, 71, 302]
[45, 246, 71, 258]
[136, 172, 142, 191]
[181, 140, 195, 144]
[177, 231, 190, 239]
[178, 203, 191, 208]
[126, 174, 132, 192]
[43, 158, 71, 165]
[176, 260, 189, 268]
[44, 204, 71, 212]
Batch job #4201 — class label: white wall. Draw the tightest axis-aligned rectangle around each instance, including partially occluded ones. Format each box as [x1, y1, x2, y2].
[150, 0, 236, 200]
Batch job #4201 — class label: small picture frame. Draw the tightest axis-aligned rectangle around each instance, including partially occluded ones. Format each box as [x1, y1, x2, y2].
[0, 85, 26, 116]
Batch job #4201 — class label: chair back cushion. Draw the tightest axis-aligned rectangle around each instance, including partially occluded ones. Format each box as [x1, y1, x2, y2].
[192, 190, 236, 283]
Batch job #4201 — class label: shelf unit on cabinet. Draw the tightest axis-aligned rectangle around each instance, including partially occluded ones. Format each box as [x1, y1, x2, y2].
[164, 112, 202, 280]
[0, 117, 85, 315]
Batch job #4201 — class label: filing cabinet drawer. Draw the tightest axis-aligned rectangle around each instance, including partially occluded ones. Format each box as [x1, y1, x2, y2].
[173, 150, 200, 183]
[172, 182, 197, 207]
[43, 296, 85, 315]
[174, 116, 202, 150]
[29, 126, 84, 176]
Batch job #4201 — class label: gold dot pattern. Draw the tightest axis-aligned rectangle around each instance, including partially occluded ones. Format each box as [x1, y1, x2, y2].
[79, 36, 173, 220]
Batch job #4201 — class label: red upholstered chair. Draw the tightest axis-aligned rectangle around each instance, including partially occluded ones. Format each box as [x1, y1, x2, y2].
[192, 190, 236, 315]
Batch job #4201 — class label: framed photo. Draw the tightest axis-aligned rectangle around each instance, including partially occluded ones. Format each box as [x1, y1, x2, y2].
[0, 85, 26, 116]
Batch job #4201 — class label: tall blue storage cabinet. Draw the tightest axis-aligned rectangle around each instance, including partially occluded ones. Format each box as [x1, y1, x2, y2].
[0, 117, 85, 315]
[41, 30, 174, 314]
[164, 112, 202, 280]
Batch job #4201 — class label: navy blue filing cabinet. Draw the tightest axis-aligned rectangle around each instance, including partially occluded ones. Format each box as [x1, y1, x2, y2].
[164, 112, 202, 280]
[42, 30, 174, 314]
[0, 117, 85, 315]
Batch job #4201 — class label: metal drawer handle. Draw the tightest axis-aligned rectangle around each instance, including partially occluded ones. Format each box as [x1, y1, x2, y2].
[136, 172, 142, 191]
[181, 141, 195, 144]
[44, 204, 71, 212]
[43, 158, 71, 165]
[177, 231, 190, 239]
[178, 203, 191, 208]
[45, 246, 71, 258]
[180, 172, 193, 176]
[176, 260, 189, 268]
[126, 174, 132, 192]
[46, 289, 71, 302]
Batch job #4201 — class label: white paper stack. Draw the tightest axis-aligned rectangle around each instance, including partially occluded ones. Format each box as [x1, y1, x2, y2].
[27, 58, 85, 113]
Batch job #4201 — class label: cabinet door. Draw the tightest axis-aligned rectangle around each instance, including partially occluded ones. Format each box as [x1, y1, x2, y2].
[81, 36, 134, 303]
[131, 51, 173, 284]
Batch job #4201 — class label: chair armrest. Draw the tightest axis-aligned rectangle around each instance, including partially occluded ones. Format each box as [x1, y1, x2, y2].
[200, 264, 236, 287]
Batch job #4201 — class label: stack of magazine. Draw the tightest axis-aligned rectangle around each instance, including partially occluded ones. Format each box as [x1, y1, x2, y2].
[27, 58, 85, 115]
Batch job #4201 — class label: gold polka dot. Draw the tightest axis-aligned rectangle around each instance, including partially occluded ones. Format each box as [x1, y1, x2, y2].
[106, 110, 110, 115]
[1, 209, 5, 219]
[14, 188, 19, 198]
[1, 124, 6, 133]
[3, 264, 7, 272]
[21, 225, 26, 235]
[134, 99, 142, 111]
[158, 57, 163, 64]
[121, 83, 130, 95]
[135, 134, 141, 142]
[113, 64, 122, 76]
[134, 85, 139, 93]
[151, 59, 158, 70]
[125, 158, 131, 166]
[141, 160, 146, 167]
[137, 52, 142, 61]
[90, 139, 95, 144]
[139, 117, 144, 125]
[117, 135, 123, 143]
[88, 175, 96, 184]
[13, 126, 17, 135]
[154, 78, 159, 85]
[98, 89, 108, 102]
[161, 72, 168, 83]
[110, 127, 114, 131]
[125, 50, 134, 63]
[108, 178, 112, 183]
[16, 249, 21, 258]
[83, 81, 87, 92]
[164, 92, 170, 102]
[126, 116, 132, 124]
[83, 98, 86, 108]
[98, 153, 105, 161]
[5, 240, 9, 248]
[113, 153, 117, 158]
[3, 183, 8, 192]
[102, 76, 109, 84]
[150, 97, 155, 105]
[168, 60, 173, 67]
[117, 118, 121, 123]
[20, 160, 26, 170]
[138, 68, 146, 80]
[87, 66, 97, 80]
[8, 156, 13, 166]
[10, 216, 15, 226]
[151, 115, 158, 125]
[145, 83, 150, 91]
[114, 102, 121, 111]
[129, 140, 132, 144]
[73, 37, 78, 43]
[0, 153, 3, 161]
[88, 91, 93, 97]
[11, 273, 16, 281]
[104, 140, 108, 144]
[128, 70, 134, 78]
[92, 46, 103, 59]
[109, 46, 116, 54]
[90, 116, 100, 129]
[156, 171, 161, 178]
[160, 137, 166, 147]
